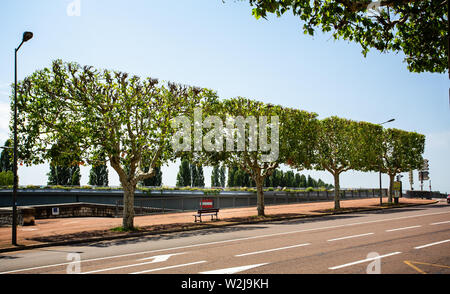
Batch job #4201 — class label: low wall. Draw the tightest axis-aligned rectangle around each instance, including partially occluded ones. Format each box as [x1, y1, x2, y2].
[0, 188, 388, 209]
[0, 188, 389, 224]
[32, 203, 117, 219]
[405, 190, 448, 199]
[0, 207, 35, 226]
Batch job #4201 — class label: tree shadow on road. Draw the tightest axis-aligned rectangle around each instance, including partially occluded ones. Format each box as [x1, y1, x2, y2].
[81, 224, 268, 248]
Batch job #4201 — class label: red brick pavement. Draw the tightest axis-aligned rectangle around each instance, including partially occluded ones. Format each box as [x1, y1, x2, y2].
[0, 198, 436, 251]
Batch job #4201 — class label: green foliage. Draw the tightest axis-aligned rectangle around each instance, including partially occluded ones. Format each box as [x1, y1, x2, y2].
[176, 158, 205, 187]
[176, 158, 191, 187]
[192, 163, 205, 187]
[312, 117, 383, 208]
[246, 0, 447, 73]
[0, 139, 12, 172]
[263, 168, 332, 188]
[0, 171, 13, 186]
[379, 128, 425, 202]
[141, 166, 162, 187]
[198, 97, 319, 216]
[89, 164, 109, 186]
[47, 163, 81, 186]
[211, 164, 226, 187]
[15, 59, 218, 230]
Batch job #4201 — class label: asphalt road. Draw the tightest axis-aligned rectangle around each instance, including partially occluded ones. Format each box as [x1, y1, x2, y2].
[1, 200, 449, 275]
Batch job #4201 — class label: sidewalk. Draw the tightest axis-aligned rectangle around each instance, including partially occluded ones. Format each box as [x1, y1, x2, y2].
[0, 198, 437, 252]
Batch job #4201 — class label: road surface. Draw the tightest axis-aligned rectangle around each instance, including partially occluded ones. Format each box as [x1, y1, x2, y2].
[1, 200, 449, 275]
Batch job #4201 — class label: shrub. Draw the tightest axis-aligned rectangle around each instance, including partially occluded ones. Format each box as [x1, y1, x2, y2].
[0, 171, 13, 186]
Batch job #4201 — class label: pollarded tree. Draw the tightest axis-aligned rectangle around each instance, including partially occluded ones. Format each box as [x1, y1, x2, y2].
[244, 0, 447, 73]
[380, 128, 425, 203]
[190, 97, 318, 216]
[14, 60, 217, 230]
[314, 117, 383, 209]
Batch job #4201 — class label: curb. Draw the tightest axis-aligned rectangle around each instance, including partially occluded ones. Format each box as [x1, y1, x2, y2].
[0, 200, 438, 253]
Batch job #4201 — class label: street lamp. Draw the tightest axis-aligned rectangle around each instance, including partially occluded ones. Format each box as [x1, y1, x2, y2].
[378, 118, 395, 206]
[12, 31, 33, 245]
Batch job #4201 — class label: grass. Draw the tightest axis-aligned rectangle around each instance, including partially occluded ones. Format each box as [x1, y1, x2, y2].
[110, 226, 142, 233]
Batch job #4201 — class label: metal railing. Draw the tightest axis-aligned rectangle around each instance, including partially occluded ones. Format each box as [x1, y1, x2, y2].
[114, 188, 387, 217]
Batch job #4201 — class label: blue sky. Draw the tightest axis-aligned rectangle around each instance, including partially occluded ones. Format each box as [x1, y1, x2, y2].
[0, 0, 448, 192]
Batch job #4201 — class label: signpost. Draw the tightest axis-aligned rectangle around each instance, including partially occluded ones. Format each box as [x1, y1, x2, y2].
[409, 170, 414, 191]
[419, 159, 429, 191]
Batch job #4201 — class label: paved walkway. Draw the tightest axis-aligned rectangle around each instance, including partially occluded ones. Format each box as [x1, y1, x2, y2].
[0, 197, 436, 252]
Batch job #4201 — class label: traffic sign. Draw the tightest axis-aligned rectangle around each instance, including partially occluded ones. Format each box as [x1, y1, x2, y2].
[200, 199, 214, 209]
[419, 171, 429, 181]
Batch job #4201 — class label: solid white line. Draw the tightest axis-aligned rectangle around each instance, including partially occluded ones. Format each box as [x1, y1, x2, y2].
[385, 225, 421, 232]
[414, 239, 450, 250]
[327, 233, 374, 242]
[235, 243, 310, 257]
[2, 209, 449, 274]
[328, 252, 402, 270]
[430, 220, 450, 225]
[81, 259, 177, 274]
[130, 260, 207, 274]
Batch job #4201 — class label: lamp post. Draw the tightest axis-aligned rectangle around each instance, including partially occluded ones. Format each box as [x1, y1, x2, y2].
[12, 31, 33, 245]
[378, 118, 395, 206]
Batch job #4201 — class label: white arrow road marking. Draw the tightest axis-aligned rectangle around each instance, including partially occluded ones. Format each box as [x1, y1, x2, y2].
[137, 252, 186, 262]
[2, 210, 449, 274]
[130, 260, 207, 274]
[199, 263, 268, 274]
[82, 252, 186, 274]
[235, 243, 310, 257]
[328, 252, 402, 270]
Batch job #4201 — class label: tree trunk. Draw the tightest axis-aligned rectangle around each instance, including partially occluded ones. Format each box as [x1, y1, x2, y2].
[255, 176, 265, 216]
[388, 173, 395, 204]
[122, 184, 135, 230]
[334, 172, 341, 210]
